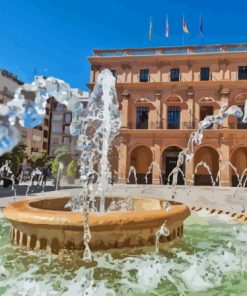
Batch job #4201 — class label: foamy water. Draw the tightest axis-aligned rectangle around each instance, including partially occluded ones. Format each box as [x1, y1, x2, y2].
[0, 214, 247, 295]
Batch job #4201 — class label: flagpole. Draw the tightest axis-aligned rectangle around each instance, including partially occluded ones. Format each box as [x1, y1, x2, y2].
[199, 14, 201, 45]
[148, 15, 152, 48]
[182, 14, 185, 47]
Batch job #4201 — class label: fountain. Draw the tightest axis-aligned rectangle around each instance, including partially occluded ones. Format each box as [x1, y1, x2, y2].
[2, 69, 190, 257]
[1, 70, 247, 295]
[145, 161, 162, 184]
[127, 165, 137, 184]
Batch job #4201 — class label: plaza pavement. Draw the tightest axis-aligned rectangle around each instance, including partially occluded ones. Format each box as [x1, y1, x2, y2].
[0, 180, 246, 215]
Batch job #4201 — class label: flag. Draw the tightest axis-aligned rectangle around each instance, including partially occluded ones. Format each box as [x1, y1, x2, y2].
[183, 15, 189, 33]
[199, 15, 203, 36]
[149, 16, 152, 41]
[165, 15, 169, 38]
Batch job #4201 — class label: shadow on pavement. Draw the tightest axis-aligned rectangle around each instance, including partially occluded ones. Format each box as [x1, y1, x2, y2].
[0, 184, 82, 198]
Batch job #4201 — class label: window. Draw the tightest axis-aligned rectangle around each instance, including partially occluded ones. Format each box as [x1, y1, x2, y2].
[52, 137, 59, 145]
[64, 113, 72, 123]
[44, 119, 49, 126]
[53, 114, 63, 121]
[237, 105, 247, 129]
[136, 107, 149, 129]
[43, 130, 48, 138]
[63, 124, 70, 134]
[63, 136, 70, 145]
[200, 67, 210, 81]
[42, 142, 48, 150]
[168, 106, 180, 129]
[200, 106, 213, 121]
[111, 69, 116, 77]
[140, 69, 149, 82]
[56, 103, 64, 111]
[238, 66, 247, 80]
[52, 123, 62, 133]
[170, 68, 180, 82]
[34, 125, 42, 131]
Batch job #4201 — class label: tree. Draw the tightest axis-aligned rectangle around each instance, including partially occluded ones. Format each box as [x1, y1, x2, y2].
[53, 146, 72, 166]
[51, 158, 59, 178]
[0, 143, 27, 176]
[29, 152, 47, 169]
[67, 160, 77, 178]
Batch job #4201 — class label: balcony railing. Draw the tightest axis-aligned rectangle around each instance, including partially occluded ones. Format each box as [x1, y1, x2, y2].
[127, 121, 197, 130]
[93, 43, 247, 57]
[125, 120, 247, 130]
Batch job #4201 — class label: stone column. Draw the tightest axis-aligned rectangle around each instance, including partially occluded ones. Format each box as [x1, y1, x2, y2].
[155, 91, 162, 129]
[162, 102, 167, 129]
[19, 232, 24, 246]
[13, 229, 18, 245]
[26, 235, 31, 249]
[118, 143, 128, 183]
[186, 86, 195, 129]
[220, 88, 230, 128]
[185, 160, 194, 185]
[218, 143, 231, 186]
[46, 239, 52, 251]
[152, 144, 161, 184]
[120, 90, 129, 128]
[35, 238, 41, 250]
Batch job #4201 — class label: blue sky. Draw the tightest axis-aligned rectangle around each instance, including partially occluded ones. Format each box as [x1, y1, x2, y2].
[1, 0, 247, 90]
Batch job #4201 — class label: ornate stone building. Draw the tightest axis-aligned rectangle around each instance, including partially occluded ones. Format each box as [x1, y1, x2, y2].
[88, 44, 247, 186]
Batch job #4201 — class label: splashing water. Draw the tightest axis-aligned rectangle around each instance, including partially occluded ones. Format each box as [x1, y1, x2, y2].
[0, 209, 246, 295]
[216, 160, 240, 187]
[0, 69, 121, 261]
[56, 162, 64, 191]
[145, 161, 162, 184]
[127, 165, 137, 184]
[155, 221, 170, 253]
[170, 103, 247, 199]
[0, 160, 16, 199]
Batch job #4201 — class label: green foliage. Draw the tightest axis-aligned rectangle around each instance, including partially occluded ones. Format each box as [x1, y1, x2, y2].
[67, 160, 77, 178]
[51, 159, 59, 177]
[53, 146, 72, 166]
[0, 143, 27, 176]
[29, 152, 47, 169]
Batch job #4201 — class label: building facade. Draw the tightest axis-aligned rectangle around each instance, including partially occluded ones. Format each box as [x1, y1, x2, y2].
[88, 44, 247, 186]
[0, 70, 51, 158]
[49, 90, 89, 157]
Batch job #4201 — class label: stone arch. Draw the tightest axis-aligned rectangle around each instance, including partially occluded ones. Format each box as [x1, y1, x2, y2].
[66, 240, 75, 250]
[22, 233, 27, 247]
[198, 96, 217, 104]
[232, 93, 247, 129]
[51, 238, 60, 254]
[233, 92, 247, 104]
[165, 94, 183, 104]
[40, 238, 47, 250]
[161, 146, 185, 185]
[194, 146, 219, 185]
[30, 234, 37, 249]
[230, 146, 247, 186]
[129, 145, 153, 184]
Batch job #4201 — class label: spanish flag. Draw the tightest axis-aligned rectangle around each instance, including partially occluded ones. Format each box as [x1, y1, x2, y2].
[183, 15, 189, 33]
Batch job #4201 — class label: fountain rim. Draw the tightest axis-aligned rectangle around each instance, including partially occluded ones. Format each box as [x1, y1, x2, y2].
[3, 196, 190, 229]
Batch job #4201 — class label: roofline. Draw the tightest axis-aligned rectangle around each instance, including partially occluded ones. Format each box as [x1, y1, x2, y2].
[92, 43, 247, 55]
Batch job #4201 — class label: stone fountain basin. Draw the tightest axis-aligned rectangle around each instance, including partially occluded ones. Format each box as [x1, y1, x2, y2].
[3, 196, 190, 253]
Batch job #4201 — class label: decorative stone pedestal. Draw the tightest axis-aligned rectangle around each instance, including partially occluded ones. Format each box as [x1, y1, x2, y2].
[3, 196, 190, 253]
